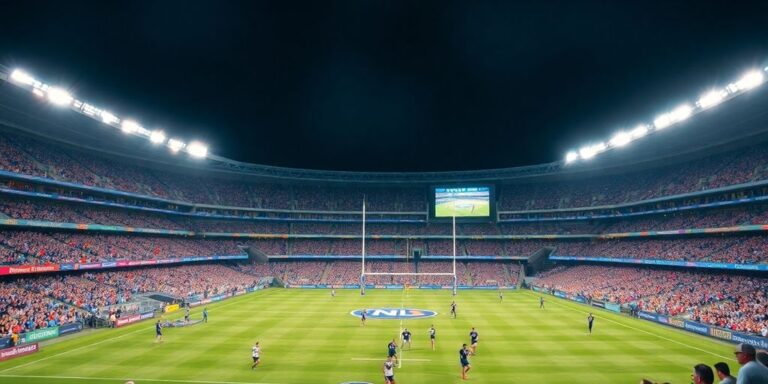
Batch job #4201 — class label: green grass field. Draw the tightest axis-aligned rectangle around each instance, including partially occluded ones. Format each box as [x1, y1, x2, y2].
[435, 199, 490, 217]
[0, 289, 739, 384]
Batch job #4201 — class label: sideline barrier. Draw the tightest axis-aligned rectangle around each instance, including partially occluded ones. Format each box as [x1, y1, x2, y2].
[636, 311, 768, 349]
[0, 343, 39, 362]
[115, 311, 156, 328]
[20, 327, 59, 344]
[164, 304, 180, 314]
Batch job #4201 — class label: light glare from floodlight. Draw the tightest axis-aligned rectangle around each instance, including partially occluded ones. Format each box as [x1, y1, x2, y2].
[47, 87, 73, 106]
[121, 120, 141, 134]
[579, 146, 595, 159]
[565, 151, 578, 163]
[150, 130, 166, 144]
[168, 139, 185, 152]
[670, 104, 692, 122]
[735, 70, 764, 90]
[653, 114, 671, 129]
[32, 88, 44, 98]
[579, 143, 605, 160]
[698, 89, 726, 109]
[10, 69, 34, 85]
[187, 141, 208, 158]
[101, 111, 118, 125]
[630, 125, 648, 138]
[609, 131, 632, 147]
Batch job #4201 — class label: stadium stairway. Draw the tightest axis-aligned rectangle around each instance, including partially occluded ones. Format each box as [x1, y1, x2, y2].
[319, 262, 333, 284]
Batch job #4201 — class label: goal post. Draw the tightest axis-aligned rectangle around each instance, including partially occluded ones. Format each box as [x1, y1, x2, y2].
[360, 196, 458, 294]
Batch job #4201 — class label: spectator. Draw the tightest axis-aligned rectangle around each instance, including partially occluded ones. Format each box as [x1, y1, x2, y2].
[734, 343, 768, 384]
[693, 364, 715, 384]
[714, 362, 736, 384]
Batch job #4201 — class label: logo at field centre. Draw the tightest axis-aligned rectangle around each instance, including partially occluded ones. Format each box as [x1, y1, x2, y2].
[350, 308, 437, 320]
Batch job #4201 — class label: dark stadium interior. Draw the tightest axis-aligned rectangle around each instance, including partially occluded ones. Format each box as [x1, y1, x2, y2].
[0, 2, 767, 383]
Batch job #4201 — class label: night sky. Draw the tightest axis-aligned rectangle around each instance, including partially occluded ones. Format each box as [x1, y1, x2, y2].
[1, 1, 766, 172]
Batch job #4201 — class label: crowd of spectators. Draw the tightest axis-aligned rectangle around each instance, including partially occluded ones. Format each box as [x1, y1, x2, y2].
[3, 130, 768, 212]
[0, 279, 84, 338]
[535, 265, 768, 335]
[0, 231, 244, 265]
[553, 235, 768, 264]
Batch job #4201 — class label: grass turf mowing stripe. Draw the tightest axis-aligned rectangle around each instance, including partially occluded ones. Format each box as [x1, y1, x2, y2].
[0, 289, 739, 384]
[0, 374, 283, 384]
[524, 291, 737, 362]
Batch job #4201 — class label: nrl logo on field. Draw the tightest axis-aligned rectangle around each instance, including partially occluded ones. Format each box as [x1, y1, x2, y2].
[350, 308, 437, 320]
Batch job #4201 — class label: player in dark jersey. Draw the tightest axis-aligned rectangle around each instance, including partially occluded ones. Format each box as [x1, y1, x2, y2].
[469, 327, 479, 355]
[383, 356, 396, 384]
[401, 328, 412, 350]
[587, 313, 595, 334]
[499, 290, 503, 301]
[429, 325, 436, 351]
[361, 309, 367, 326]
[450, 301, 457, 318]
[540, 296, 545, 309]
[387, 339, 398, 365]
[202, 307, 208, 323]
[155, 320, 163, 342]
[459, 343, 471, 379]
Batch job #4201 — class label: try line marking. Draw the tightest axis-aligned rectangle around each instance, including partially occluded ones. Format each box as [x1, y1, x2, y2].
[524, 291, 737, 362]
[0, 374, 282, 384]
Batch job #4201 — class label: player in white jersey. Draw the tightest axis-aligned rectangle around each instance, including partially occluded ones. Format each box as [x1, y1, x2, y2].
[429, 325, 436, 351]
[251, 341, 261, 369]
[383, 356, 396, 384]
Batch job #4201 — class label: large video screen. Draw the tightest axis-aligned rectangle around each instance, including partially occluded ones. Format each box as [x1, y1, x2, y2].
[433, 186, 492, 218]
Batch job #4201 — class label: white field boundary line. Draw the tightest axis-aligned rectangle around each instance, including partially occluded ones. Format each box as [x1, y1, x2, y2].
[0, 374, 283, 384]
[351, 358, 431, 362]
[0, 293, 250, 373]
[524, 291, 737, 362]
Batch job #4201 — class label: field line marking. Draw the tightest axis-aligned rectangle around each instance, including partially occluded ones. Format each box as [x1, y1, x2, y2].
[524, 291, 736, 362]
[0, 374, 282, 384]
[352, 358, 431, 362]
[0, 326, 147, 373]
[0, 292, 251, 373]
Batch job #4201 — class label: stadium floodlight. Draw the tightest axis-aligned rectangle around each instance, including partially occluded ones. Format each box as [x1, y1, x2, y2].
[32, 88, 45, 98]
[101, 111, 118, 125]
[734, 70, 764, 91]
[670, 104, 692, 122]
[121, 120, 141, 134]
[609, 131, 632, 147]
[82, 103, 99, 116]
[10, 69, 35, 85]
[630, 125, 648, 139]
[149, 130, 166, 144]
[579, 142, 605, 160]
[565, 151, 578, 163]
[187, 141, 208, 158]
[697, 89, 727, 109]
[653, 113, 672, 130]
[47, 87, 73, 106]
[579, 146, 596, 160]
[168, 139, 185, 152]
